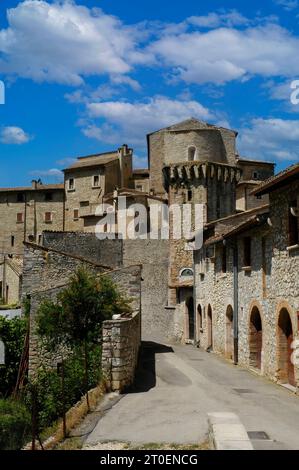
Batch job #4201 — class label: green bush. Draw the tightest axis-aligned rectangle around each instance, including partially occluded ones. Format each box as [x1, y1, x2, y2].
[0, 398, 31, 450]
[0, 316, 27, 397]
[24, 344, 101, 431]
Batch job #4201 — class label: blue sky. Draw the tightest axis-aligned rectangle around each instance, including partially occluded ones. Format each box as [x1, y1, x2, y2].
[1, 0, 299, 187]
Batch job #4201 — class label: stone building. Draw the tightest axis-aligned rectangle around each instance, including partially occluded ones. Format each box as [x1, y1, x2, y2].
[63, 145, 133, 231]
[191, 163, 299, 389]
[0, 181, 65, 303]
[160, 119, 274, 341]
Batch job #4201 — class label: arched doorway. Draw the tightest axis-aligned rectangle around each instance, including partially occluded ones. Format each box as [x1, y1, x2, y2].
[249, 307, 263, 370]
[186, 297, 194, 341]
[225, 306, 233, 360]
[207, 305, 213, 350]
[277, 308, 295, 387]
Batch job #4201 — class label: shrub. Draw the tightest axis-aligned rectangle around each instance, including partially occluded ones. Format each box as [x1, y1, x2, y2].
[0, 316, 27, 397]
[0, 398, 31, 450]
[24, 344, 101, 431]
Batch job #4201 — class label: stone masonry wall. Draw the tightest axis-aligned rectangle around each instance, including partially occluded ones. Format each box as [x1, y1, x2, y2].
[102, 311, 141, 392]
[21, 243, 107, 296]
[42, 231, 123, 268]
[28, 264, 142, 380]
[123, 239, 170, 339]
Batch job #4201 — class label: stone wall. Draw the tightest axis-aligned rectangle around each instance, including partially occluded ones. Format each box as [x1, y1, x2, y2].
[28, 264, 142, 378]
[193, 179, 299, 388]
[42, 231, 123, 268]
[123, 239, 170, 339]
[21, 243, 108, 296]
[102, 311, 141, 392]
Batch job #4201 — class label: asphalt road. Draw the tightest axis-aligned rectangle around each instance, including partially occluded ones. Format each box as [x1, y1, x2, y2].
[85, 340, 299, 449]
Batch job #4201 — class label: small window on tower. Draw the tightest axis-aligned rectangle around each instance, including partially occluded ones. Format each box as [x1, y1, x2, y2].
[187, 146, 196, 161]
[252, 171, 259, 180]
[11, 236, 15, 247]
[187, 189, 192, 201]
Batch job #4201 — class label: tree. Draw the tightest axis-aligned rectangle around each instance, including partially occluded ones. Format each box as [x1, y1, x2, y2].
[36, 268, 131, 413]
[0, 316, 27, 398]
[35, 301, 68, 438]
[57, 268, 131, 410]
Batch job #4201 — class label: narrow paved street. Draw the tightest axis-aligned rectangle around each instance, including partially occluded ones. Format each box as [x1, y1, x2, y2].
[85, 339, 299, 450]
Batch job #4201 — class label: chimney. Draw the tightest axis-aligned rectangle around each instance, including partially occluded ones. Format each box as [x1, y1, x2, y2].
[118, 144, 133, 188]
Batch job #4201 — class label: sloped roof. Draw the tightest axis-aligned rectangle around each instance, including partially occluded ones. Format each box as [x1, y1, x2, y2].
[252, 163, 299, 196]
[0, 183, 64, 193]
[147, 118, 238, 136]
[63, 152, 119, 171]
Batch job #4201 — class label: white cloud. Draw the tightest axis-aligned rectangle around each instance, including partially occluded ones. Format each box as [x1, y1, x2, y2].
[274, 0, 298, 11]
[187, 10, 249, 29]
[238, 118, 299, 162]
[83, 96, 215, 147]
[149, 23, 299, 85]
[30, 168, 63, 179]
[0, 0, 146, 85]
[0, 126, 31, 144]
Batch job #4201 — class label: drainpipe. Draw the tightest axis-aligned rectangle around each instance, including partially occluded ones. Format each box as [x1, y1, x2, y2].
[233, 238, 239, 365]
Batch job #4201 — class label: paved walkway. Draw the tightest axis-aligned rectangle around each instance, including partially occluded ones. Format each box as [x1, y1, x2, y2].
[85, 340, 299, 450]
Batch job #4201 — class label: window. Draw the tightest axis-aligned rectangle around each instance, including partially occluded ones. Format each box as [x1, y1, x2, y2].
[187, 146, 197, 161]
[289, 200, 299, 246]
[93, 175, 100, 187]
[38, 234, 42, 245]
[80, 201, 89, 207]
[136, 184, 143, 191]
[11, 236, 15, 247]
[73, 209, 79, 220]
[187, 189, 192, 201]
[16, 212, 24, 223]
[252, 171, 259, 180]
[221, 246, 227, 274]
[180, 268, 194, 277]
[44, 212, 52, 223]
[243, 237, 251, 267]
[45, 192, 53, 201]
[17, 192, 25, 203]
[68, 178, 75, 191]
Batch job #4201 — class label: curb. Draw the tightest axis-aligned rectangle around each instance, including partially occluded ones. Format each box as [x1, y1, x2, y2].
[208, 412, 254, 450]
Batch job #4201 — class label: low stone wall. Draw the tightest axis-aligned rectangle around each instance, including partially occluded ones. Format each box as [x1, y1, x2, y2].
[102, 311, 141, 392]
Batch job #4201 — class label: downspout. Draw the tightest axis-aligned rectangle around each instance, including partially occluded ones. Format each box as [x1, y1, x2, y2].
[233, 238, 239, 365]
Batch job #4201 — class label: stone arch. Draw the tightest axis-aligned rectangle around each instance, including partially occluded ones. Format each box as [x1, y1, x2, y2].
[276, 302, 296, 387]
[225, 305, 234, 360]
[207, 304, 213, 350]
[249, 304, 263, 370]
[186, 297, 194, 341]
